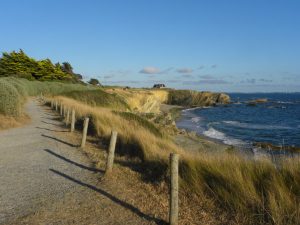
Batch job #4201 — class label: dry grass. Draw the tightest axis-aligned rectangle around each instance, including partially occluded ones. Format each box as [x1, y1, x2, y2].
[0, 114, 30, 130]
[51, 96, 300, 225]
[55, 96, 185, 162]
[38, 130, 230, 225]
[180, 153, 300, 225]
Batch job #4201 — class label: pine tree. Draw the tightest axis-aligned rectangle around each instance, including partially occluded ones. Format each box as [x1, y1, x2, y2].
[0, 50, 79, 82]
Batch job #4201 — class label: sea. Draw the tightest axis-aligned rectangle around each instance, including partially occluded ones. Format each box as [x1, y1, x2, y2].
[176, 93, 300, 151]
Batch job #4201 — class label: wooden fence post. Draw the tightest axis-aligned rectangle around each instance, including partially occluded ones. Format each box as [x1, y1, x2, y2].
[169, 153, 179, 225]
[60, 103, 63, 116]
[105, 131, 118, 174]
[66, 108, 70, 126]
[55, 101, 58, 111]
[80, 117, 89, 148]
[70, 109, 75, 132]
[62, 105, 65, 117]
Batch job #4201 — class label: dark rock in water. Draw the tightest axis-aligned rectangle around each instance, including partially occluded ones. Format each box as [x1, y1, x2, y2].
[253, 98, 268, 103]
[247, 102, 257, 107]
[247, 98, 268, 106]
[253, 142, 300, 153]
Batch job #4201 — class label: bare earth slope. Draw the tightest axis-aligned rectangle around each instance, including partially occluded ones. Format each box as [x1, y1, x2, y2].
[0, 100, 162, 225]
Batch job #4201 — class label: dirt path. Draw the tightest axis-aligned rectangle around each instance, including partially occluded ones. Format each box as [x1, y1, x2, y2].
[0, 100, 165, 225]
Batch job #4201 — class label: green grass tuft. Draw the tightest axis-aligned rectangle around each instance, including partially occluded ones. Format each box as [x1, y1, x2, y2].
[113, 111, 163, 137]
[0, 77, 96, 116]
[63, 89, 130, 111]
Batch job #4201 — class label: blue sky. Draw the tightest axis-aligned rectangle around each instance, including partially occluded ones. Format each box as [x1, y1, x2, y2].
[1, 0, 299, 92]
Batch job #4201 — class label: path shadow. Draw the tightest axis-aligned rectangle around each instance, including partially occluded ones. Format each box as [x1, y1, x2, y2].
[44, 149, 104, 173]
[36, 127, 68, 132]
[43, 112, 58, 116]
[114, 159, 168, 183]
[41, 120, 62, 126]
[50, 169, 167, 225]
[41, 134, 78, 147]
[52, 116, 64, 121]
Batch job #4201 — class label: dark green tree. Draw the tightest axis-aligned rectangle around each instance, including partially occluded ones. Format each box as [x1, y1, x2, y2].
[88, 78, 101, 86]
[0, 50, 80, 82]
[61, 62, 73, 74]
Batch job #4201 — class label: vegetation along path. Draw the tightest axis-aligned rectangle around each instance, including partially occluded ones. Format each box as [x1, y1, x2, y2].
[0, 99, 163, 225]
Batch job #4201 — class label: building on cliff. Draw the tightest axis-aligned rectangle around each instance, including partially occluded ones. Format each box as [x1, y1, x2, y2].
[153, 84, 166, 88]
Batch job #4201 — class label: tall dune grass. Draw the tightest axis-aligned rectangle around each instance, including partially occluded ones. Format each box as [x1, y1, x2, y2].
[54, 96, 300, 225]
[181, 154, 300, 224]
[0, 77, 95, 116]
[55, 96, 183, 160]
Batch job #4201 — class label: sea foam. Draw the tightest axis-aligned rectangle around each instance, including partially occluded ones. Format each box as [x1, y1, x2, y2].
[223, 121, 292, 130]
[203, 127, 245, 146]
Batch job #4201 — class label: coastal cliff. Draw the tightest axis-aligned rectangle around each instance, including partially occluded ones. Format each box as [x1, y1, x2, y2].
[106, 88, 230, 113]
[167, 89, 230, 107]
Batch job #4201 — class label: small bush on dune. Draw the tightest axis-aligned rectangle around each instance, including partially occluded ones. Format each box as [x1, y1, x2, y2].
[2, 77, 28, 103]
[0, 79, 22, 116]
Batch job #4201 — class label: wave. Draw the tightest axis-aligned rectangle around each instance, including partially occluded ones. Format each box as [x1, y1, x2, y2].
[182, 106, 211, 112]
[276, 101, 295, 104]
[223, 121, 293, 130]
[203, 127, 245, 146]
[191, 117, 201, 123]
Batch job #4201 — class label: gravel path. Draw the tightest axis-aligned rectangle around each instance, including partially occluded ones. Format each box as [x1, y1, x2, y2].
[0, 100, 164, 225]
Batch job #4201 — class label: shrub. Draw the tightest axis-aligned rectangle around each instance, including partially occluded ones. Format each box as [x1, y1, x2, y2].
[3, 77, 28, 103]
[0, 79, 22, 116]
[0, 77, 97, 117]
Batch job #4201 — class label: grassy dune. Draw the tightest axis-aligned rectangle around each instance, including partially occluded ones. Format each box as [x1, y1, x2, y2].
[0, 77, 96, 116]
[53, 95, 300, 225]
[1, 78, 300, 224]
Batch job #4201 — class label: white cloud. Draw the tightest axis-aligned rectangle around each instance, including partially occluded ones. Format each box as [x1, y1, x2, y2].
[176, 68, 193, 73]
[139, 67, 161, 74]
